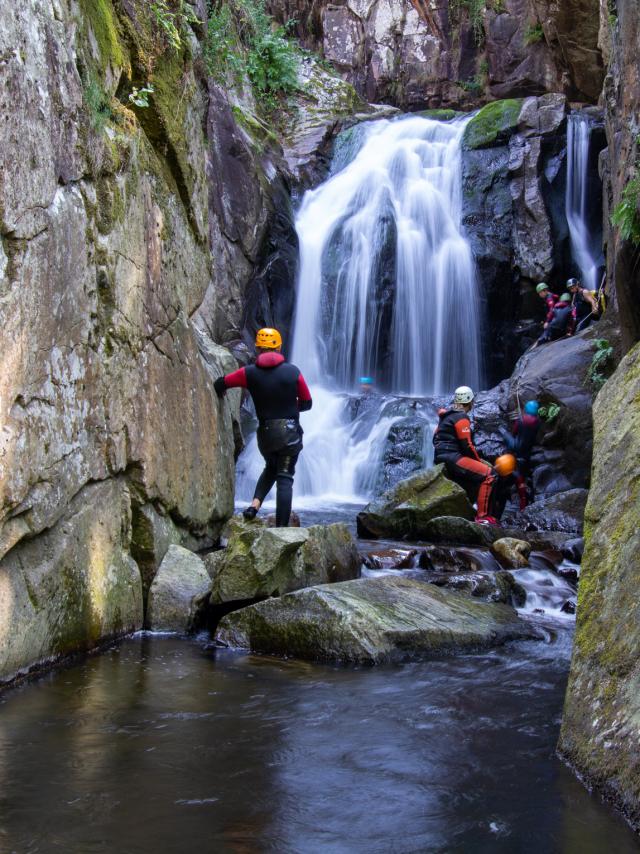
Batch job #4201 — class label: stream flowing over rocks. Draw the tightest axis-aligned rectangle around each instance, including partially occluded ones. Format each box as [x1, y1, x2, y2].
[1, 0, 640, 842]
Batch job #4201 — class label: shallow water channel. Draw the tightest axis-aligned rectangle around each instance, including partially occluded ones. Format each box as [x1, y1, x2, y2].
[1, 628, 638, 853]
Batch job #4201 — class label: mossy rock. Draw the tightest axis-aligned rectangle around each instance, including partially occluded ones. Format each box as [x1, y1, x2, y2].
[78, 0, 130, 75]
[215, 575, 539, 664]
[418, 109, 463, 122]
[462, 99, 524, 150]
[559, 341, 640, 830]
[357, 465, 475, 540]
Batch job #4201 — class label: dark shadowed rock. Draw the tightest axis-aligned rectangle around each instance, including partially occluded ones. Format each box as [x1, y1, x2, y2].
[215, 575, 539, 664]
[502, 489, 588, 534]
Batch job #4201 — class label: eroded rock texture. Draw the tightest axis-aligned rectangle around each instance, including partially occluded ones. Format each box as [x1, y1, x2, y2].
[267, 0, 603, 109]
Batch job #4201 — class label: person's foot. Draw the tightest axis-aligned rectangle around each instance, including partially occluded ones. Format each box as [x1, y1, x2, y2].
[242, 506, 258, 520]
[475, 514, 501, 527]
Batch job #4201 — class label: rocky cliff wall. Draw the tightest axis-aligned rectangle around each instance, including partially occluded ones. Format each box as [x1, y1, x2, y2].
[557, 0, 640, 830]
[559, 342, 640, 831]
[0, 0, 384, 684]
[598, 0, 640, 352]
[267, 0, 603, 109]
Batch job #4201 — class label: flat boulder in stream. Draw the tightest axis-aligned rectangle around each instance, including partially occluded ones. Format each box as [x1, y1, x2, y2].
[207, 517, 360, 604]
[146, 545, 211, 633]
[356, 466, 474, 540]
[215, 576, 539, 664]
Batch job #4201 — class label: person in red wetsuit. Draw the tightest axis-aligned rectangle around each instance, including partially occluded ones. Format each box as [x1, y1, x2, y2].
[214, 328, 312, 527]
[433, 386, 500, 526]
[535, 282, 559, 336]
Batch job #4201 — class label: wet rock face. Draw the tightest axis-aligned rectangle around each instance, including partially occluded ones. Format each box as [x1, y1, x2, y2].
[215, 575, 539, 663]
[473, 331, 599, 498]
[267, 0, 603, 109]
[461, 94, 576, 381]
[559, 342, 640, 831]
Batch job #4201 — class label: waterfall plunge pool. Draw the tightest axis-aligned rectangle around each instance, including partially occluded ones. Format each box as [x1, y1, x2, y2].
[1, 633, 638, 853]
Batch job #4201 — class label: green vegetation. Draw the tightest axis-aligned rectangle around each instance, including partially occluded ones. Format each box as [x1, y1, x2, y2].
[150, 0, 201, 53]
[83, 74, 112, 131]
[588, 339, 615, 389]
[448, 0, 505, 45]
[524, 22, 544, 45]
[78, 0, 128, 72]
[611, 175, 640, 245]
[129, 84, 154, 108]
[462, 98, 523, 149]
[205, 0, 300, 107]
[538, 403, 560, 423]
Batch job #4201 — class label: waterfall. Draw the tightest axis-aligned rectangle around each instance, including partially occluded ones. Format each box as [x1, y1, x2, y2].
[291, 115, 482, 394]
[565, 113, 604, 293]
[237, 115, 482, 505]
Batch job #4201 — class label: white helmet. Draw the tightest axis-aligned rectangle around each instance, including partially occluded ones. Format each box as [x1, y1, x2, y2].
[454, 386, 475, 405]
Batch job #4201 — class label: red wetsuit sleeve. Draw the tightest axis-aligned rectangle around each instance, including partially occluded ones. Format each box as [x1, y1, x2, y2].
[454, 417, 481, 461]
[223, 367, 247, 389]
[297, 373, 312, 411]
[545, 294, 558, 324]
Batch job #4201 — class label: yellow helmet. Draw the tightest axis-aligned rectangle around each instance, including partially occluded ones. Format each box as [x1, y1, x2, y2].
[255, 327, 282, 350]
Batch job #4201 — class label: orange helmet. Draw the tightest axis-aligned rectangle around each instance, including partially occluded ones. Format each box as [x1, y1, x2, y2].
[255, 328, 282, 350]
[494, 453, 517, 477]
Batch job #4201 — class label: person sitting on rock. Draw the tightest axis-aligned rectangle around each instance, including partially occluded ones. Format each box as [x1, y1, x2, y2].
[214, 327, 312, 527]
[536, 282, 559, 333]
[501, 400, 541, 510]
[567, 276, 599, 332]
[433, 386, 500, 527]
[534, 293, 573, 346]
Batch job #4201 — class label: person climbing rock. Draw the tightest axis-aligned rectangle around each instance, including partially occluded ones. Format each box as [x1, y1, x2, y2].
[533, 293, 573, 346]
[214, 328, 312, 527]
[501, 400, 541, 510]
[567, 277, 599, 332]
[535, 282, 559, 332]
[433, 386, 500, 526]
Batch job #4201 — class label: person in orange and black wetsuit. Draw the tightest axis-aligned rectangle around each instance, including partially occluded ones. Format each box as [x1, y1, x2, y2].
[433, 386, 500, 526]
[214, 327, 312, 527]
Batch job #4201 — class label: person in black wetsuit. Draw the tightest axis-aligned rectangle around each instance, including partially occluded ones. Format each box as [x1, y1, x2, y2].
[433, 386, 500, 526]
[566, 277, 599, 332]
[534, 293, 573, 346]
[214, 328, 312, 527]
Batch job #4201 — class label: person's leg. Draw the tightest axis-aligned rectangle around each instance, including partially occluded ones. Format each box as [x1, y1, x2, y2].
[275, 453, 298, 527]
[244, 454, 278, 518]
[453, 457, 498, 522]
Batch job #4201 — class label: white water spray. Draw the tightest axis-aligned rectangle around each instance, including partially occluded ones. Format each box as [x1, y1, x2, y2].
[237, 115, 482, 504]
[566, 113, 603, 292]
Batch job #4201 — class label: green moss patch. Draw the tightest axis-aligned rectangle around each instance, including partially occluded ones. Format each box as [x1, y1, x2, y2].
[79, 0, 129, 74]
[462, 98, 524, 150]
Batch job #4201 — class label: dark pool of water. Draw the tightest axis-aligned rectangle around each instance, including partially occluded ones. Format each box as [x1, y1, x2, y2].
[0, 634, 637, 854]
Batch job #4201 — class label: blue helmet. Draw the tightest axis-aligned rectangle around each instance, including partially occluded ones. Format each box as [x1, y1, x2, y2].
[524, 400, 539, 416]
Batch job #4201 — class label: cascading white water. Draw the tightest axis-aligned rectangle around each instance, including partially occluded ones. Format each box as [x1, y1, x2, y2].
[237, 115, 482, 505]
[566, 113, 603, 292]
[292, 116, 482, 394]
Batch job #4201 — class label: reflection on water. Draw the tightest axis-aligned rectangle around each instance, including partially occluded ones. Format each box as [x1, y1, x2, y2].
[0, 635, 637, 853]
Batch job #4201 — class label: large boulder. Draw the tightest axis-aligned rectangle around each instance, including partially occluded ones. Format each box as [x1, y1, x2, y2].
[207, 517, 361, 604]
[502, 489, 589, 534]
[559, 342, 640, 831]
[356, 466, 474, 540]
[146, 545, 211, 633]
[215, 576, 539, 664]
[0, 480, 143, 685]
